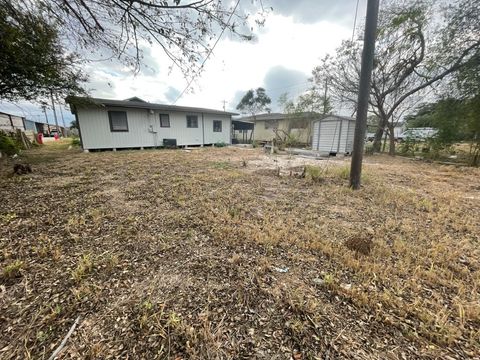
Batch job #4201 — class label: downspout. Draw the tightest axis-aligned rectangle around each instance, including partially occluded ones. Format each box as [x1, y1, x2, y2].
[201, 113, 205, 146]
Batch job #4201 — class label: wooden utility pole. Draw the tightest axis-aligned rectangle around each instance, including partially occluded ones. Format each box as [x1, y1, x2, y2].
[50, 91, 60, 133]
[349, 0, 380, 190]
[42, 105, 51, 133]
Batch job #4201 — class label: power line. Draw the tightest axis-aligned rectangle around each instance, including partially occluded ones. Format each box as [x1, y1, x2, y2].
[172, 0, 241, 105]
[352, 0, 361, 41]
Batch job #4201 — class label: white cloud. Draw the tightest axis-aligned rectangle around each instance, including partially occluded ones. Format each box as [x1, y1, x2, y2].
[1, 4, 358, 118]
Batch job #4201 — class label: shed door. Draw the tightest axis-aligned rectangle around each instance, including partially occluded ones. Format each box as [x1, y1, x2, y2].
[317, 121, 341, 153]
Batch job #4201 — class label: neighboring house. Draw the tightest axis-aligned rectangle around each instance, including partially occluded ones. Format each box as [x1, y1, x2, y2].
[312, 115, 356, 155]
[67, 97, 236, 150]
[237, 112, 319, 144]
[0, 111, 25, 133]
[24, 119, 67, 137]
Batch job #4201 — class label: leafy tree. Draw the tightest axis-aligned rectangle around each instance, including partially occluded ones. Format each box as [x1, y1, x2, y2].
[236, 88, 272, 118]
[406, 97, 480, 165]
[0, 2, 85, 102]
[313, 0, 480, 155]
[5, 0, 266, 77]
[70, 120, 79, 130]
[279, 87, 332, 116]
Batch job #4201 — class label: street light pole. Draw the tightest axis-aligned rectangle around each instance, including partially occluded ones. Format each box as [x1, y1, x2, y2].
[349, 0, 380, 190]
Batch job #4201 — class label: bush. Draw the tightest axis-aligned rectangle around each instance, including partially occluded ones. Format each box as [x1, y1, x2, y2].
[71, 137, 81, 146]
[214, 141, 227, 148]
[0, 131, 20, 156]
[304, 165, 324, 183]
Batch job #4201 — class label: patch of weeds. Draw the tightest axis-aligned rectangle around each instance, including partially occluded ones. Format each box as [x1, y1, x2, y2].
[33, 234, 60, 259]
[416, 198, 433, 212]
[72, 254, 94, 282]
[214, 141, 227, 148]
[2, 260, 24, 280]
[345, 236, 373, 256]
[330, 165, 350, 180]
[212, 161, 231, 169]
[304, 165, 324, 183]
[0, 212, 17, 225]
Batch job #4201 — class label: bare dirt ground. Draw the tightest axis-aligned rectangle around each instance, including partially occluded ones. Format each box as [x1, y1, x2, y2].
[1, 142, 479, 359]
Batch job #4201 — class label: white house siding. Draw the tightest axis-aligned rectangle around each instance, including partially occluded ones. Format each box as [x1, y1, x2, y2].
[202, 114, 231, 145]
[77, 106, 231, 149]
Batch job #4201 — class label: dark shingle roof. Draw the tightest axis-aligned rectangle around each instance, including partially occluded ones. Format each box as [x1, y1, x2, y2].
[67, 96, 238, 116]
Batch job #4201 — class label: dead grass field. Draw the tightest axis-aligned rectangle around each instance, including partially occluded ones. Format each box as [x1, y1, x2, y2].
[1, 142, 479, 359]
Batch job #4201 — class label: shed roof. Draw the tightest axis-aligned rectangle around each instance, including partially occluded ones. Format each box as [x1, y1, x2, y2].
[66, 96, 238, 116]
[235, 112, 331, 122]
[313, 115, 356, 122]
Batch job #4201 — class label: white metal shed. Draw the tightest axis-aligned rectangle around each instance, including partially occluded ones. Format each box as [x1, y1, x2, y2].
[312, 115, 356, 155]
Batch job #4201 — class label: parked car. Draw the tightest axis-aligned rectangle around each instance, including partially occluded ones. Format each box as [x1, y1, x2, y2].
[399, 128, 438, 142]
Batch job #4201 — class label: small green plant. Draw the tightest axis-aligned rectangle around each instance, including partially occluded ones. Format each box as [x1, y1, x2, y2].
[0, 212, 17, 224]
[0, 131, 20, 156]
[329, 165, 350, 180]
[72, 254, 94, 282]
[2, 260, 24, 279]
[71, 137, 81, 146]
[304, 165, 324, 183]
[214, 141, 227, 148]
[251, 140, 259, 148]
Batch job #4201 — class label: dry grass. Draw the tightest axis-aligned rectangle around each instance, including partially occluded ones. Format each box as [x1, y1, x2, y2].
[0, 143, 479, 359]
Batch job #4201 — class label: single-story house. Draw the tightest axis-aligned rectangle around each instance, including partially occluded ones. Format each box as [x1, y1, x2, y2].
[312, 115, 356, 155]
[67, 97, 237, 150]
[236, 112, 319, 145]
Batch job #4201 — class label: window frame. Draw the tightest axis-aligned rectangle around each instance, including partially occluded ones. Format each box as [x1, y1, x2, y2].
[213, 120, 222, 132]
[159, 113, 170, 128]
[108, 110, 129, 132]
[186, 115, 198, 128]
[264, 119, 279, 130]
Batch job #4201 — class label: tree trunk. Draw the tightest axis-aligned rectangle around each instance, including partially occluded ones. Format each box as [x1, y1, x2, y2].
[372, 127, 383, 152]
[388, 124, 396, 155]
[382, 131, 388, 152]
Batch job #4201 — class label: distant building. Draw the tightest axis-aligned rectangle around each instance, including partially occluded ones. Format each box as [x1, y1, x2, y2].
[0, 111, 25, 133]
[236, 112, 320, 145]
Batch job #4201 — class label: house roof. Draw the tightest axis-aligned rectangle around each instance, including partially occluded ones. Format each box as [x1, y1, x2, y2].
[235, 113, 354, 122]
[66, 96, 238, 116]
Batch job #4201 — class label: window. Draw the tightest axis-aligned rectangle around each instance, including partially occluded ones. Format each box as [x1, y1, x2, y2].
[160, 114, 170, 127]
[265, 119, 278, 129]
[213, 120, 222, 132]
[108, 111, 128, 132]
[186, 115, 198, 128]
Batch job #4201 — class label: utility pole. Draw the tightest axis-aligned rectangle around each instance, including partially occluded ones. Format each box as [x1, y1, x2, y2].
[42, 105, 51, 133]
[349, 0, 380, 190]
[221, 100, 227, 112]
[50, 91, 60, 133]
[56, 95, 67, 137]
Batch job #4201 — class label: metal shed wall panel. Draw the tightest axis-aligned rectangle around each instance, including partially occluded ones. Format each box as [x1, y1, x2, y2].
[312, 116, 355, 154]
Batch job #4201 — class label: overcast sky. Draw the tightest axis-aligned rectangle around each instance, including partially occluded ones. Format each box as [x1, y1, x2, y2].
[0, 0, 366, 124]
